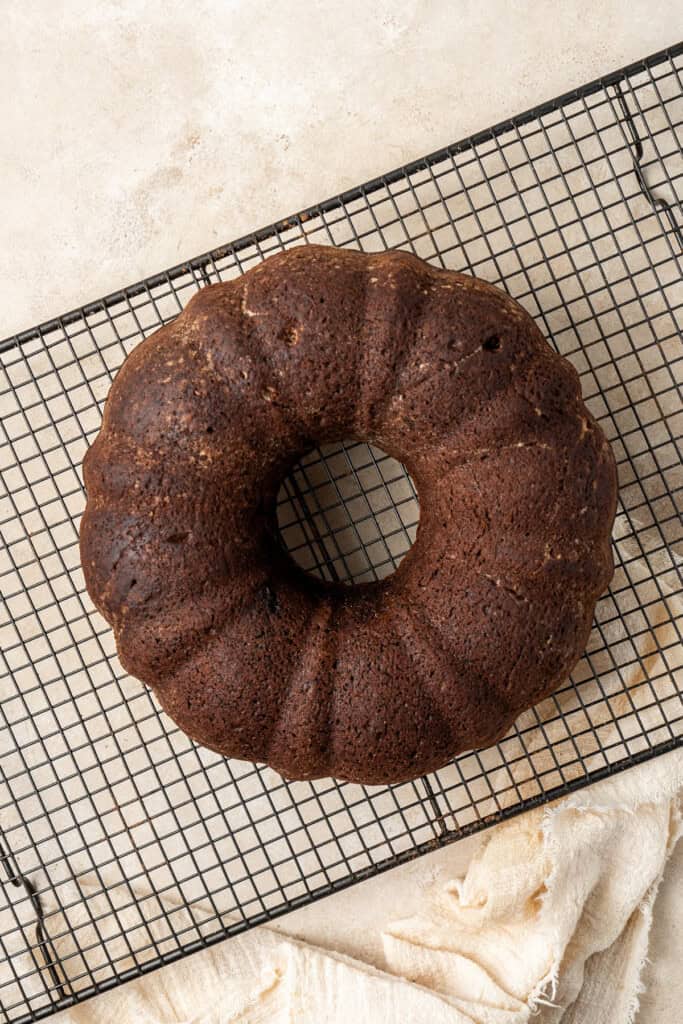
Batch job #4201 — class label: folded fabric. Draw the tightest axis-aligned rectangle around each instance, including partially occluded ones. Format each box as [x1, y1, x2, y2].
[32, 748, 679, 1024]
[384, 750, 682, 1024]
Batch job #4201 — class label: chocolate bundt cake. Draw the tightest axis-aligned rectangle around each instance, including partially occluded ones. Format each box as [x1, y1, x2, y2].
[80, 245, 617, 785]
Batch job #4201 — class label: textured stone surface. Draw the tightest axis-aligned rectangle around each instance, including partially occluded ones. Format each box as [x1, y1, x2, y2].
[1, 0, 679, 339]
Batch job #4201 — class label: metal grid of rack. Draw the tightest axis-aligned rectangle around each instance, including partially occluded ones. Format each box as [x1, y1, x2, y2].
[1, 44, 682, 1024]
[276, 442, 420, 584]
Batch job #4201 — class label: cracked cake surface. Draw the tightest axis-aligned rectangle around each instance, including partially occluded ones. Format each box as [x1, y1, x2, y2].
[80, 245, 617, 785]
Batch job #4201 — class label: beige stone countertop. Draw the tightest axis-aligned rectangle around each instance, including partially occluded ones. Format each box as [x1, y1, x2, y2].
[2, 2, 681, 1021]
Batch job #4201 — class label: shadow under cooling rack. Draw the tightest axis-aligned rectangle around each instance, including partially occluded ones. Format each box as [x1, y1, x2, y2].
[1, 42, 682, 1024]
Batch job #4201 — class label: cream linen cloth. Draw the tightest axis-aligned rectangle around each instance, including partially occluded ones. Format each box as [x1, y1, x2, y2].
[28, 748, 677, 1024]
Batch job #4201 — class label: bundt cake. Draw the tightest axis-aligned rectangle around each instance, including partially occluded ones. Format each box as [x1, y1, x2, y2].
[80, 245, 617, 785]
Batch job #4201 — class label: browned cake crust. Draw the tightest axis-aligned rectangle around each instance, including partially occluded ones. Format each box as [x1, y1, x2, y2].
[80, 245, 617, 785]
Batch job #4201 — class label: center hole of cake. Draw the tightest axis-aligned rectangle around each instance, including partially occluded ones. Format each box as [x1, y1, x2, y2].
[276, 441, 420, 586]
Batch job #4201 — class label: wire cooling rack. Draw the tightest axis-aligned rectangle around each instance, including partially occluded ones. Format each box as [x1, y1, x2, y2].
[1, 44, 682, 1024]
[277, 442, 420, 584]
